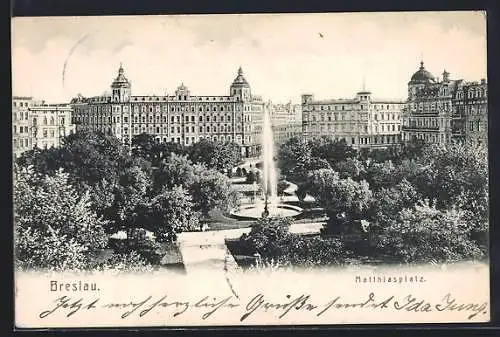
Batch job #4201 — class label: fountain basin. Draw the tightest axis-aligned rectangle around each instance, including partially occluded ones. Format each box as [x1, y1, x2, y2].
[229, 202, 303, 220]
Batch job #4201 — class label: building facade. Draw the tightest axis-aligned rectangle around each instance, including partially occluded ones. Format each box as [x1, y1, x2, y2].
[402, 61, 487, 147]
[12, 97, 75, 158]
[71, 65, 265, 158]
[30, 103, 75, 150]
[301, 91, 405, 149]
[13, 96, 34, 158]
[451, 78, 488, 147]
[266, 101, 302, 147]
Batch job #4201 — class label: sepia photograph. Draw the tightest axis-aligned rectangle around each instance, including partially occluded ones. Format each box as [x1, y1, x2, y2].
[12, 11, 490, 328]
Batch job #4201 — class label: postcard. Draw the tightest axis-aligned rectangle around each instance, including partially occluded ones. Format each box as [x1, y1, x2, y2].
[12, 11, 489, 328]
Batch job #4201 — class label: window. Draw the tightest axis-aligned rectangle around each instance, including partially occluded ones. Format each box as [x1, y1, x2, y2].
[171, 116, 175, 123]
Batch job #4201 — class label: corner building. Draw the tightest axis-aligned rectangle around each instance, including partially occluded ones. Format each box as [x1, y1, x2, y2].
[71, 65, 265, 158]
[402, 61, 487, 146]
[301, 91, 405, 149]
[12, 96, 75, 158]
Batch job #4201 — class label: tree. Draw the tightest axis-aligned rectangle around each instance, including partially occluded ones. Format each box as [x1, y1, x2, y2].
[108, 160, 152, 235]
[143, 185, 200, 242]
[14, 167, 108, 271]
[364, 161, 401, 191]
[16, 147, 62, 177]
[189, 139, 241, 173]
[374, 201, 485, 263]
[240, 217, 345, 268]
[131, 133, 158, 162]
[309, 137, 357, 168]
[58, 129, 129, 186]
[307, 169, 373, 233]
[240, 217, 294, 259]
[277, 137, 311, 181]
[335, 157, 367, 180]
[152, 153, 197, 193]
[132, 133, 188, 166]
[370, 179, 420, 231]
[189, 165, 236, 216]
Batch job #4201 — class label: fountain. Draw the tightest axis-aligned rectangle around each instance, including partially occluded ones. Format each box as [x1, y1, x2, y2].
[230, 109, 303, 220]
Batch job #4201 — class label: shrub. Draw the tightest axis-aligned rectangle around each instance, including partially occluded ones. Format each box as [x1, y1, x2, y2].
[373, 201, 485, 264]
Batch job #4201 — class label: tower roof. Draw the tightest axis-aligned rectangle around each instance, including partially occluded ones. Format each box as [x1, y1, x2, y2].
[111, 63, 131, 88]
[231, 66, 250, 87]
[409, 61, 435, 85]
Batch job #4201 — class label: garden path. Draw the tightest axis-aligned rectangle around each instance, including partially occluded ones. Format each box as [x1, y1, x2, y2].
[176, 222, 324, 273]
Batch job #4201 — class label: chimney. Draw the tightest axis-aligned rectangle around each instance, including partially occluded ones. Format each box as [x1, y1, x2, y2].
[481, 78, 486, 85]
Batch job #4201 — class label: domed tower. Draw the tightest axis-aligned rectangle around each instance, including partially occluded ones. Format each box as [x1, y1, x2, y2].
[110, 63, 131, 102]
[408, 61, 435, 100]
[230, 67, 251, 102]
[175, 83, 190, 100]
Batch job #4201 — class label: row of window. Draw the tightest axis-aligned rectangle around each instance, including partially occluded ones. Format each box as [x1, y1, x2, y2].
[13, 138, 30, 149]
[308, 135, 401, 145]
[93, 104, 256, 114]
[305, 113, 399, 122]
[469, 120, 484, 132]
[126, 95, 241, 103]
[13, 111, 29, 121]
[455, 88, 488, 100]
[74, 113, 253, 125]
[406, 118, 450, 129]
[13, 115, 67, 126]
[13, 125, 29, 134]
[131, 125, 237, 135]
[304, 123, 400, 133]
[307, 103, 402, 112]
[404, 132, 450, 144]
[85, 124, 253, 146]
[13, 101, 31, 108]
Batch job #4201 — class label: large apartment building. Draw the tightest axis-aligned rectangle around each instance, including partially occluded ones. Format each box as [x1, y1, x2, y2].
[402, 61, 488, 147]
[12, 96, 75, 158]
[301, 90, 405, 149]
[266, 101, 302, 147]
[71, 65, 266, 158]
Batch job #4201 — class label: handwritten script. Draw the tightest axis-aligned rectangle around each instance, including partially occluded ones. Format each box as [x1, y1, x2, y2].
[38, 292, 488, 322]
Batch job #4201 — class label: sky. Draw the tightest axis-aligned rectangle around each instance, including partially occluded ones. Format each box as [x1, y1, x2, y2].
[11, 11, 487, 104]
